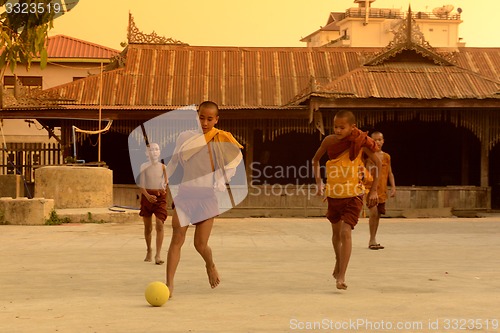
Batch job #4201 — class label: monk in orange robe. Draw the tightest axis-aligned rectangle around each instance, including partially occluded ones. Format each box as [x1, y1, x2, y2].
[364, 131, 396, 250]
[312, 110, 381, 290]
[166, 101, 243, 297]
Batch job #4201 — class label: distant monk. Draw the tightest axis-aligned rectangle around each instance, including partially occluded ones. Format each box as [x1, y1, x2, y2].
[138, 143, 168, 265]
[363, 131, 396, 250]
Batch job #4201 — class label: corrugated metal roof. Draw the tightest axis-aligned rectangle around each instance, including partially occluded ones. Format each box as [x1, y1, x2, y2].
[47, 45, 378, 108]
[45, 44, 500, 109]
[324, 64, 499, 99]
[46, 35, 120, 59]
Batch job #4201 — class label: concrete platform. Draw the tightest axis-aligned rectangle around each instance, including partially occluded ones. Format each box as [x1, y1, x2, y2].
[55, 207, 141, 224]
[1, 217, 499, 333]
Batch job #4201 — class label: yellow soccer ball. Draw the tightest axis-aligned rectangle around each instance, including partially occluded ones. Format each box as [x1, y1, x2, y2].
[145, 281, 170, 306]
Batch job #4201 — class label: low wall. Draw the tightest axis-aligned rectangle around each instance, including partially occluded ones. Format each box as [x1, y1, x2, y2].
[113, 184, 491, 218]
[35, 166, 113, 209]
[0, 175, 24, 198]
[113, 184, 142, 209]
[385, 186, 491, 217]
[0, 197, 54, 225]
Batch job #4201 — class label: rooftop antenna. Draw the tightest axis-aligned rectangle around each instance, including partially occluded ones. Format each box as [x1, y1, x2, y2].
[432, 4, 454, 18]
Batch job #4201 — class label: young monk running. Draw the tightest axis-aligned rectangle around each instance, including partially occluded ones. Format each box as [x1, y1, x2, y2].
[364, 131, 396, 250]
[166, 101, 243, 297]
[138, 143, 168, 265]
[312, 110, 381, 290]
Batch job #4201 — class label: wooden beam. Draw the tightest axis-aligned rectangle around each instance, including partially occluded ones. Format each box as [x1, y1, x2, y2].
[0, 108, 310, 121]
[0, 99, 497, 121]
[37, 120, 62, 144]
[312, 98, 500, 109]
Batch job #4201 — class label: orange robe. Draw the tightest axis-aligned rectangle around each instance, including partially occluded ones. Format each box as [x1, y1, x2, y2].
[324, 128, 377, 199]
[365, 152, 391, 203]
[325, 150, 366, 199]
[327, 128, 376, 161]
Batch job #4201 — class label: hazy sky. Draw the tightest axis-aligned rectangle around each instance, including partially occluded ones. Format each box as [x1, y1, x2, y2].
[48, 0, 499, 50]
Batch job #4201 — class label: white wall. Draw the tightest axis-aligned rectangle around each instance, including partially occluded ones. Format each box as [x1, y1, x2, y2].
[307, 31, 341, 47]
[0, 119, 60, 143]
[2, 61, 103, 144]
[7, 61, 103, 89]
[417, 21, 461, 48]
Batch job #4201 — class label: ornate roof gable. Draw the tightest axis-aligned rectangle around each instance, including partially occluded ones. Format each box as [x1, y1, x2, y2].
[127, 13, 188, 45]
[364, 6, 456, 66]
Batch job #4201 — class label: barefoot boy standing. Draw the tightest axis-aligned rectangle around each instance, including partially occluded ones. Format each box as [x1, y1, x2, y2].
[139, 143, 168, 265]
[364, 131, 396, 250]
[312, 110, 381, 290]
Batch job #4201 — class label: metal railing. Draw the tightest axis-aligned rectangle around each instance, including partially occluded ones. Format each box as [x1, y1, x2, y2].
[342, 9, 461, 21]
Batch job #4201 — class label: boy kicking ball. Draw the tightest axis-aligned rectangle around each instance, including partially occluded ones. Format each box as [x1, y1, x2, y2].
[312, 110, 381, 290]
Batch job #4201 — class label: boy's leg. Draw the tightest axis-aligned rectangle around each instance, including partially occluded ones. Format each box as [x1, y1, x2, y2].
[193, 217, 220, 289]
[331, 222, 341, 280]
[368, 205, 383, 249]
[166, 210, 188, 296]
[154, 217, 165, 265]
[143, 216, 153, 262]
[332, 220, 352, 290]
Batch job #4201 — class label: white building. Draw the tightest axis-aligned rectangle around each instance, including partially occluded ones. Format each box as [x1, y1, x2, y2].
[301, 0, 464, 49]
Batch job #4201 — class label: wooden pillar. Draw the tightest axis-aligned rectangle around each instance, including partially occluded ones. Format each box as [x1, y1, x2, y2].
[480, 117, 490, 188]
[461, 132, 469, 185]
[60, 120, 71, 160]
[480, 140, 489, 187]
[245, 127, 255, 184]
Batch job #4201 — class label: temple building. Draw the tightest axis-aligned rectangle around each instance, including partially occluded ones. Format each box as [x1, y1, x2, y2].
[1, 3, 499, 215]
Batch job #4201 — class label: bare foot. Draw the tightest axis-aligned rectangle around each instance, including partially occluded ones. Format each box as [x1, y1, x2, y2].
[144, 250, 152, 262]
[332, 262, 340, 280]
[155, 255, 164, 265]
[336, 280, 348, 290]
[206, 264, 220, 289]
[166, 283, 173, 298]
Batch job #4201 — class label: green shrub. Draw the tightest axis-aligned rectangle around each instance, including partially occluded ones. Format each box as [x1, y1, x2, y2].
[45, 209, 71, 225]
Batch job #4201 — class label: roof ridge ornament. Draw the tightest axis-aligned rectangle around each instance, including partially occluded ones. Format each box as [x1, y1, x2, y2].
[364, 5, 456, 66]
[127, 13, 189, 46]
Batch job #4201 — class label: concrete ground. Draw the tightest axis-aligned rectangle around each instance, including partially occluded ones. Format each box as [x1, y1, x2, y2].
[1, 216, 499, 333]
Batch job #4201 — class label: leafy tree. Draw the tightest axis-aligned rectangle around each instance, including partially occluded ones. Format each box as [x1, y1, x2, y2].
[0, 0, 78, 73]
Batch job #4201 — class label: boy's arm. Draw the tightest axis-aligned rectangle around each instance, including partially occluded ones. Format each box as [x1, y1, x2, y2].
[164, 131, 191, 176]
[139, 164, 157, 203]
[363, 147, 382, 207]
[164, 155, 177, 177]
[160, 162, 168, 193]
[312, 137, 330, 196]
[388, 158, 396, 197]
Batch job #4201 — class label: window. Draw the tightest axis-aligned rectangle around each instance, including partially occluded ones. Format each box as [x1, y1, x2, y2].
[3, 76, 43, 91]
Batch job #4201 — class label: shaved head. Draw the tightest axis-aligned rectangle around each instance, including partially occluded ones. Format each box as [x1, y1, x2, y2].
[198, 100, 219, 116]
[371, 131, 383, 138]
[334, 110, 356, 125]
